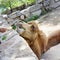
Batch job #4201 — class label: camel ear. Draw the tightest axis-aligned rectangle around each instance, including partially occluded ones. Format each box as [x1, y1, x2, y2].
[31, 25, 35, 31]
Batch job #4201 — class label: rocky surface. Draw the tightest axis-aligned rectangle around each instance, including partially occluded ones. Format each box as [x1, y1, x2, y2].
[1, 7, 60, 60]
[0, 17, 38, 60]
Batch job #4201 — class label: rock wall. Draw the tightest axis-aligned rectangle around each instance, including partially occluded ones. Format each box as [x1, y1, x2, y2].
[4, 0, 60, 20]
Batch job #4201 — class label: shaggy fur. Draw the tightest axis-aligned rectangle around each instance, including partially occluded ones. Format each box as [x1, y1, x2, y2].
[20, 21, 48, 59]
[19, 21, 60, 59]
[47, 30, 60, 50]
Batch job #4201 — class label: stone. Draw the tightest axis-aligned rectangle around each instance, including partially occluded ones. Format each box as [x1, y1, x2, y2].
[0, 17, 38, 60]
[32, 10, 41, 16]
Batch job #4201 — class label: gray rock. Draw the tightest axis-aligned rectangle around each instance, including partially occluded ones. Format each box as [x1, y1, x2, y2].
[41, 44, 60, 60]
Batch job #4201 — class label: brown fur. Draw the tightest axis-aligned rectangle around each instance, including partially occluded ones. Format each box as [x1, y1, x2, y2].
[47, 30, 60, 50]
[20, 21, 48, 59]
[20, 21, 60, 59]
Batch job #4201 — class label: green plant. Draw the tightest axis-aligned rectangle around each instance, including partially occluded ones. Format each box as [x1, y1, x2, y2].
[12, 24, 16, 30]
[0, 0, 35, 13]
[2, 35, 7, 40]
[24, 15, 39, 22]
[40, 8, 52, 16]
[0, 4, 7, 13]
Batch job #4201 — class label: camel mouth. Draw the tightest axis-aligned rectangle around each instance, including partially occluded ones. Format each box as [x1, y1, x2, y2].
[19, 24, 26, 30]
[17, 22, 26, 30]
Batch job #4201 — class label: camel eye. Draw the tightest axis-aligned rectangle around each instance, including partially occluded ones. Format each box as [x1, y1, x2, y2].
[31, 25, 35, 31]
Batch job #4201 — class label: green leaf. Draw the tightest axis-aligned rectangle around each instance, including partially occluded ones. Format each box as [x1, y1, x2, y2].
[12, 24, 16, 30]
[2, 35, 7, 40]
[23, 15, 39, 22]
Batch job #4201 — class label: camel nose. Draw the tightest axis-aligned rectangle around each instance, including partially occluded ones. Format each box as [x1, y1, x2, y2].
[17, 21, 24, 28]
[19, 23, 23, 28]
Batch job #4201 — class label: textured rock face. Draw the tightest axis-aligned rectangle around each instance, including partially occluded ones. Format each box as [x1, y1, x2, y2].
[0, 32, 38, 60]
[0, 17, 38, 60]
